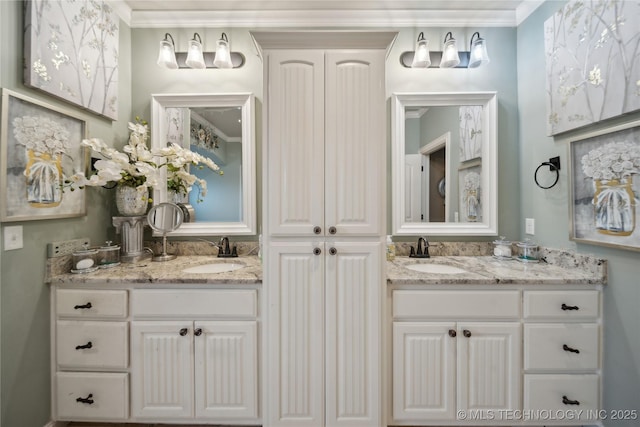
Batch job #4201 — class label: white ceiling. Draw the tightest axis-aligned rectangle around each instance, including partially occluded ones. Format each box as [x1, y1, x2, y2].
[113, 0, 544, 28]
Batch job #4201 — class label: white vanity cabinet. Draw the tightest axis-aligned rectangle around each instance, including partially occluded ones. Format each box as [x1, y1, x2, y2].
[523, 290, 601, 422]
[52, 289, 129, 422]
[392, 290, 522, 422]
[389, 286, 603, 426]
[130, 289, 259, 422]
[50, 285, 260, 425]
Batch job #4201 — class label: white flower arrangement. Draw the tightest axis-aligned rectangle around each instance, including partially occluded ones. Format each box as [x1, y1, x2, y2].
[155, 142, 222, 202]
[13, 115, 70, 155]
[581, 141, 640, 181]
[68, 117, 222, 202]
[464, 172, 481, 191]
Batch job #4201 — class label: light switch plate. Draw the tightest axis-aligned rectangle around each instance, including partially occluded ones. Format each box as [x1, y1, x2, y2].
[4, 225, 23, 250]
[525, 218, 535, 235]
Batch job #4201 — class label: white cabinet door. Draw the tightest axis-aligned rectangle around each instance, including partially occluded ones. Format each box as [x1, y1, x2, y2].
[267, 242, 325, 426]
[267, 50, 325, 237]
[392, 322, 456, 421]
[457, 322, 521, 413]
[194, 321, 258, 420]
[325, 241, 383, 426]
[325, 51, 384, 236]
[131, 321, 194, 419]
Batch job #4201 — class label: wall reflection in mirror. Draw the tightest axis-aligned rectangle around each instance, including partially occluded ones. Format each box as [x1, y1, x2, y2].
[392, 92, 497, 236]
[151, 93, 256, 236]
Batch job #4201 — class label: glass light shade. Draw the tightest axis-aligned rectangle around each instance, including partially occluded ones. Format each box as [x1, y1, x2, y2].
[157, 39, 178, 69]
[213, 36, 233, 69]
[411, 39, 431, 68]
[185, 39, 206, 69]
[468, 37, 490, 68]
[440, 38, 460, 68]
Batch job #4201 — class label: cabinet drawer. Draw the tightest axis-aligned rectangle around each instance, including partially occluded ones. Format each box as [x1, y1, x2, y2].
[56, 289, 128, 319]
[57, 321, 128, 370]
[393, 290, 520, 319]
[131, 289, 257, 318]
[524, 374, 599, 419]
[524, 324, 599, 371]
[56, 372, 128, 421]
[524, 290, 599, 320]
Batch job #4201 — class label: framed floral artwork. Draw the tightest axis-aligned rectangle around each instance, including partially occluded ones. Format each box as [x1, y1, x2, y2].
[569, 120, 640, 251]
[459, 105, 483, 162]
[0, 89, 87, 222]
[24, 0, 119, 120]
[458, 162, 482, 223]
[544, 0, 640, 136]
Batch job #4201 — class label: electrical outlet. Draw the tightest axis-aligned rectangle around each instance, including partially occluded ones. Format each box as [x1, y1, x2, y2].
[47, 237, 90, 257]
[525, 218, 535, 235]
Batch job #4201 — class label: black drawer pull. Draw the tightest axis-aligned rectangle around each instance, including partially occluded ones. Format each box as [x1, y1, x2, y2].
[76, 394, 94, 404]
[563, 344, 580, 354]
[74, 302, 92, 310]
[562, 395, 580, 405]
[561, 303, 579, 311]
[75, 341, 93, 350]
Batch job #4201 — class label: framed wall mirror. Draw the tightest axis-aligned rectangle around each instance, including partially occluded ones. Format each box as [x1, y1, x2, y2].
[391, 92, 497, 236]
[150, 93, 256, 236]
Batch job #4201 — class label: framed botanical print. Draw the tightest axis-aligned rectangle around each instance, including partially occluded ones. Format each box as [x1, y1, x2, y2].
[458, 162, 482, 223]
[1, 89, 87, 222]
[569, 120, 640, 251]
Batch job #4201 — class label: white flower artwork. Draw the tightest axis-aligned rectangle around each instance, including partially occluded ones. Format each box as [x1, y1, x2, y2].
[544, 0, 640, 135]
[24, 0, 119, 120]
[458, 165, 482, 223]
[459, 105, 483, 162]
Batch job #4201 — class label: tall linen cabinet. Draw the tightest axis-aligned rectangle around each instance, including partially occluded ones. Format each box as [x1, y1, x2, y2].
[263, 47, 386, 427]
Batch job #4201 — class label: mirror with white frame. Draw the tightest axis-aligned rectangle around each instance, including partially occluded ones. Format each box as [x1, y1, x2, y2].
[151, 93, 256, 236]
[391, 92, 497, 236]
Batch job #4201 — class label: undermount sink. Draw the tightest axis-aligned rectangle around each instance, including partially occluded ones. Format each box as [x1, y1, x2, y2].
[182, 262, 246, 274]
[404, 263, 468, 275]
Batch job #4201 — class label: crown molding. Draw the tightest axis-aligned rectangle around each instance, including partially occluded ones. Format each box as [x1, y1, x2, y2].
[127, 9, 519, 28]
[108, 0, 132, 26]
[515, 0, 545, 25]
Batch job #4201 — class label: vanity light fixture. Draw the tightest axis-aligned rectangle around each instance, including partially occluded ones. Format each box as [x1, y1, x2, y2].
[468, 32, 490, 68]
[156, 32, 245, 69]
[411, 32, 431, 68]
[157, 33, 179, 69]
[400, 31, 489, 69]
[185, 33, 206, 69]
[439, 32, 460, 68]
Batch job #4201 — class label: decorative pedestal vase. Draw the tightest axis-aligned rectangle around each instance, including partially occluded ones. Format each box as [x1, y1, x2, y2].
[115, 185, 148, 216]
[593, 178, 636, 236]
[112, 216, 152, 263]
[24, 150, 63, 207]
[465, 189, 479, 222]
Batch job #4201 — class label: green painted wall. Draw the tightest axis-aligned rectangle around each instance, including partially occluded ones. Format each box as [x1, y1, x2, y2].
[0, 1, 132, 425]
[518, 2, 640, 425]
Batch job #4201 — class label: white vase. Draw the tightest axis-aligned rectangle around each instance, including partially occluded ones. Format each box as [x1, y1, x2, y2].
[115, 185, 148, 216]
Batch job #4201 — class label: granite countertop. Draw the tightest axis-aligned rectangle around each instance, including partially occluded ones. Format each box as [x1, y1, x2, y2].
[46, 244, 606, 286]
[47, 255, 263, 285]
[387, 255, 606, 285]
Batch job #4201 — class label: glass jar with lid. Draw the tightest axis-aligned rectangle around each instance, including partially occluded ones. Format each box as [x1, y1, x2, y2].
[98, 241, 121, 268]
[492, 236, 512, 259]
[71, 245, 98, 273]
[516, 239, 540, 263]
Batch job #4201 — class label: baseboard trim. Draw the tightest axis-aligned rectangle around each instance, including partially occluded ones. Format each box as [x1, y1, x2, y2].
[44, 421, 69, 427]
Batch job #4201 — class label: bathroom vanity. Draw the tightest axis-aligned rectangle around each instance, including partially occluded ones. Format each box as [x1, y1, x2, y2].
[47, 251, 605, 426]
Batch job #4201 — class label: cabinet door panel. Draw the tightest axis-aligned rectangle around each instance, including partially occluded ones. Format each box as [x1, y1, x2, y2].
[325, 51, 385, 236]
[130, 321, 193, 419]
[457, 322, 521, 412]
[267, 50, 325, 236]
[325, 242, 382, 426]
[267, 242, 325, 426]
[194, 321, 258, 419]
[392, 322, 456, 421]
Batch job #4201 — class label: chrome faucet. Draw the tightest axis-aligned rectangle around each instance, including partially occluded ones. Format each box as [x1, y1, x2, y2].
[409, 236, 430, 258]
[217, 236, 238, 258]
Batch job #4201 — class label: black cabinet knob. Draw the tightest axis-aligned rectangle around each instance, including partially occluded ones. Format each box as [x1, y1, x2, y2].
[329, 247, 337, 255]
[328, 226, 337, 235]
[313, 247, 321, 256]
[463, 330, 472, 338]
[194, 328, 203, 336]
[448, 329, 457, 338]
[313, 226, 322, 234]
[179, 328, 188, 336]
